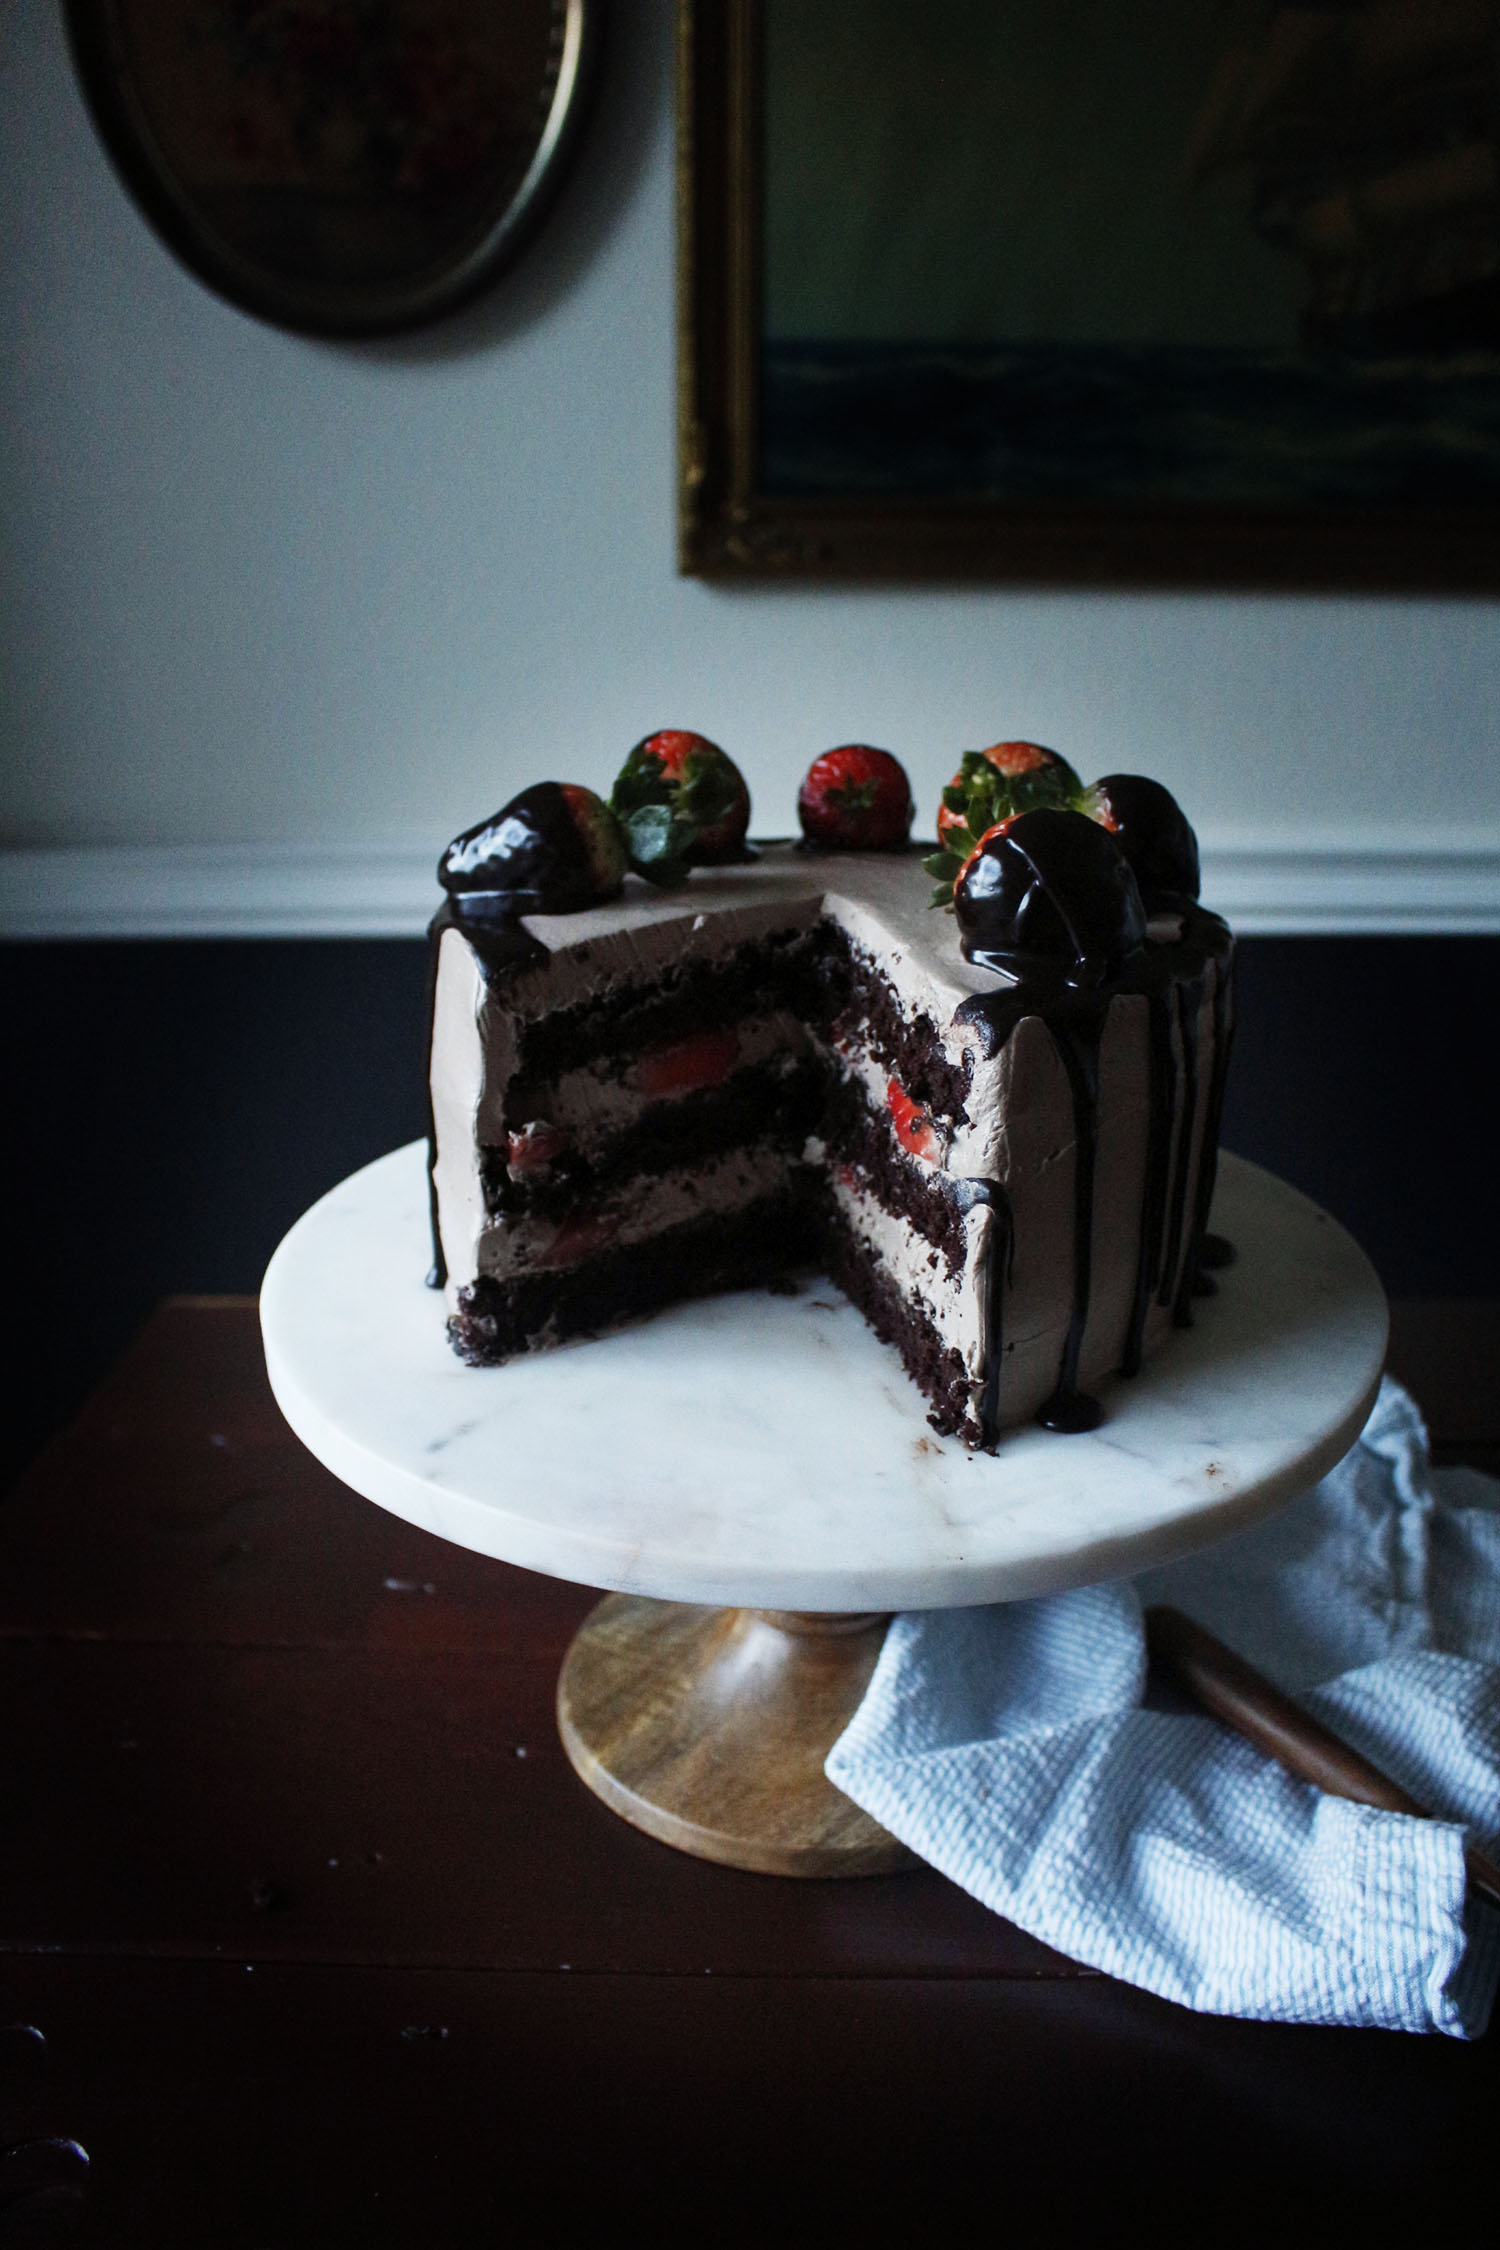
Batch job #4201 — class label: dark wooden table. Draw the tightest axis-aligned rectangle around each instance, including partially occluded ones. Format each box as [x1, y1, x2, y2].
[2, 1299, 1496, 2243]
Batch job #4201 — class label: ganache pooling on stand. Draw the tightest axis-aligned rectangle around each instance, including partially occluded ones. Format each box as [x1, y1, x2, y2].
[423, 739, 1233, 1447]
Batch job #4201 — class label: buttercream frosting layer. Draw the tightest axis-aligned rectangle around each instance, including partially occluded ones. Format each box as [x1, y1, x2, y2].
[475, 1142, 805, 1281]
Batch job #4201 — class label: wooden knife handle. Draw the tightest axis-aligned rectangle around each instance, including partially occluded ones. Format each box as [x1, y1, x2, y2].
[1143, 1604, 1500, 1912]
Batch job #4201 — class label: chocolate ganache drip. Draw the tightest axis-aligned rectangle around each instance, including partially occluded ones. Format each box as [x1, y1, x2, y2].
[955, 809, 1146, 1434]
[952, 797, 1230, 1438]
[425, 783, 627, 1284]
[954, 806, 1147, 985]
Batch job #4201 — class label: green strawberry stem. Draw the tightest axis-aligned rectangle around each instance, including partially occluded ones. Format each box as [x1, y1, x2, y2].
[619, 804, 696, 887]
[927, 747, 1087, 907]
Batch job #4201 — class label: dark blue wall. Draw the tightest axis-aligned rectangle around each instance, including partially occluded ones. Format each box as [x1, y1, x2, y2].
[4, 935, 1496, 1490]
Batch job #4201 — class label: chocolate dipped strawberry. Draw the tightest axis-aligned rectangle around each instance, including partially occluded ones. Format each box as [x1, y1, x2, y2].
[954, 807, 1146, 985]
[610, 730, 751, 886]
[925, 742, 1086, 906]
[797, 745, 913, 851]
[439, 782, 626, 915]
[1090, 773, 1200, 909]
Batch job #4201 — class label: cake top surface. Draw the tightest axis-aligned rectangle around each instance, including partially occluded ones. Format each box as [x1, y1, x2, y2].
[436, 833, 1226, 1060]
[442, 839, 1017, 1022]
[432, 735, 1223, 1027]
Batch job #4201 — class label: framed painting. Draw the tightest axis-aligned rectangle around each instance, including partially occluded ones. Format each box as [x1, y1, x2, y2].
[64, 0, 601, 337]
[678, 0, 1500, 585]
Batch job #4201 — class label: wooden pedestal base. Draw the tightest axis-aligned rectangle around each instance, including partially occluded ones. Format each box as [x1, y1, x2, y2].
[556, 1595, 915, 1878]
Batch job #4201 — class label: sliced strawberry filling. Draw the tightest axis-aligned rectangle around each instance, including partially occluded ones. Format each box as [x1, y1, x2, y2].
[633, 1027, 742, 1099]
[506, 1120, 569, 1177]
[544, 1209, 621, 1268]
[886, 1078, 943, 1165]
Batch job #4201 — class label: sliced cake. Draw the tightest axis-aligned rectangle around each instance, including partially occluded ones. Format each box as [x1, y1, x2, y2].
[426, 737, 1232, 1446]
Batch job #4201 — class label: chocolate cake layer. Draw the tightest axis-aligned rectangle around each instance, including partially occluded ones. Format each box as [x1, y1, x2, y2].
[824, 936, 973, 1124]
[448, 1190, 817, 1364]
[506, 917, 970, 1124]
[821, 1202, 976, 1439]
[816, 1071, 972, 1275]
[514, 927, 822, 1080]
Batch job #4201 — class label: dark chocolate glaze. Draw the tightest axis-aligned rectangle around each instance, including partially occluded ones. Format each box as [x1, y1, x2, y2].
[1159, 972, 1203, 1320]
[1092, 773, 1201, 908]
[955, 807, 1147, 986]
[1174, 947, 1236, 1325]
[954, 810, 1142, 1431]
[439, 781, 616, 916]
[962, 859, 1232, 1422]
[1121, 978, 1177, 1379]
[1036, 1014, 1105, 1432]
[422, 921, 446, 1289]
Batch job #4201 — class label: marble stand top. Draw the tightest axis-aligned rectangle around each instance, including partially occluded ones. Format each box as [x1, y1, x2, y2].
[260, 1145, 1386, 1613]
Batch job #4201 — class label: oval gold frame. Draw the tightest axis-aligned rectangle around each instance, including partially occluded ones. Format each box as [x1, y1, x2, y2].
[65, 0, 602, 337]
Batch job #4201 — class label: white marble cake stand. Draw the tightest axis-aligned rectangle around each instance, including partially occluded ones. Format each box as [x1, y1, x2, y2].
[261, 1143, 1386, 1878]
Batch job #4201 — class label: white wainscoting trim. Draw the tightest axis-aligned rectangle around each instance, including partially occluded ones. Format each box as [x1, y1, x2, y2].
[0, 845, 436, 939]
[3, 840, 1500, 939]
[1197, 846, 1500, 934]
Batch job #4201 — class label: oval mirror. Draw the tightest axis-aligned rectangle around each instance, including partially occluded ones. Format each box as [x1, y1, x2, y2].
[64, 0, 600, 336]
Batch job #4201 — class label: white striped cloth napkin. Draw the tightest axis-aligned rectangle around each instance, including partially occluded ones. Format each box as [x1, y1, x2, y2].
[826, 1377, 1500, 2035]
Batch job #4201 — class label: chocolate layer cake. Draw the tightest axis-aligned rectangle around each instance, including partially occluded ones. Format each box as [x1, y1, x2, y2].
[426, 834, 1232, 1448]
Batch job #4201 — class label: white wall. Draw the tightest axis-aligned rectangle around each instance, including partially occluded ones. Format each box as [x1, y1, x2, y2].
[3, 0, 1499, 933]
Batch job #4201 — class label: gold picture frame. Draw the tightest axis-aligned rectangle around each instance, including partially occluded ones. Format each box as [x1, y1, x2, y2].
[678, 0, 1500, 588]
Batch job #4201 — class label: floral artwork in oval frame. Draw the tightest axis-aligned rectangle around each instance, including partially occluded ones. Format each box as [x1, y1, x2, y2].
[64, 0, 602, 337]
